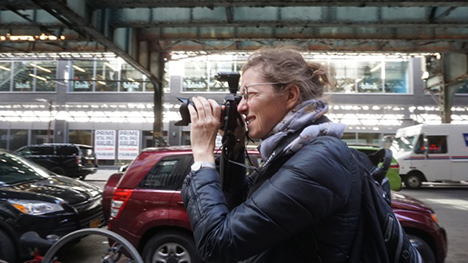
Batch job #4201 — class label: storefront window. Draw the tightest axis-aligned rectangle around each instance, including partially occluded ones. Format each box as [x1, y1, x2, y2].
[0, 129, 7, 149]
[71, 60, 95, 92]
[96, 60, 119, 92]
[329, 59, 356, 93]
[0, 62, 12, 91]
[10, 129, 28, 151]
[385, 61, 409, 93]
[457, 81, 468, 94]
[357, 60, 383, 93]
[183, 60, 208, 92]
[145, 80, 155, 92]
[31, 130, 49, 144]
[208, 60, 235, 92]
[358, 133, 381, 145]
[69, 130, 92, 145]
[33, 61, 56, 92]
[341, 133, 357, 144]
[120, 62, 144, 92]
[12, 61, 34, 92]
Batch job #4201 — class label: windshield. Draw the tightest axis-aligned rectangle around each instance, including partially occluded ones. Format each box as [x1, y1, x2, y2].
[392, 135, 418, 153]
[0, 151, 50, 185]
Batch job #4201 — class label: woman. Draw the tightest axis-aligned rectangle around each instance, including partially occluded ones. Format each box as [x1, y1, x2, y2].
[182, 46, 362, 263]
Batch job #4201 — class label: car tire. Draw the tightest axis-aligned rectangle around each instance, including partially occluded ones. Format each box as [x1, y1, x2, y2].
[404, 172, 422, 189]
[409, 235, 436, 263]
[0, 229, 16, 263]
[50, 167, 66, 175]
[142, 231, 203, 263]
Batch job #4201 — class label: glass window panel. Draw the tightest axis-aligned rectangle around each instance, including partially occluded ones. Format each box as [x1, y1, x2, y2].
[385, 61, 409, 93]
[329, 59, 356, 93]
[33, 61, 57, 92]
[0, 62, 12, 91]
[96, 60, 119, 92]
[357, 60, 383, 93]
[0, 129, 7, 149]
[71, 60, 94, 92]
[341, 132, 357, 144]
[209, 61, 234, 92]
[121, 62, 144, 92]
[183, 60, 208, 92]
[145, 81, 154, 92]
[358, 133, 381, 145]
[457, 81, 468, 94]
[12, 61, 34, 92]
[31, 130, 49, 144]
[69, 130, 92, 145]
[10, 129, 28, 151]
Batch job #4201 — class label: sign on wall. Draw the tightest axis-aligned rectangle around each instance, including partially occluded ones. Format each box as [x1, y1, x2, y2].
[94, 130, 116, 160]
[118, 130, 140, 160]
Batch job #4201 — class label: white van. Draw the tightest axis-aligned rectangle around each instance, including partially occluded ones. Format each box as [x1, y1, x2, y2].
[392, 124, 468, 188]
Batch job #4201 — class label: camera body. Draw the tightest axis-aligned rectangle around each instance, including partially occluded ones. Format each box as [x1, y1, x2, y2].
[174, 72, 241, 127]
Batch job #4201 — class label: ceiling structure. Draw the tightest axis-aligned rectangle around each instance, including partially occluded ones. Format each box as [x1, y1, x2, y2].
[1, 1, 468, 73]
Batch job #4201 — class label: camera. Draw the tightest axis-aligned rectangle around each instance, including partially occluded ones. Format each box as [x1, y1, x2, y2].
[174, 72, 241, 128]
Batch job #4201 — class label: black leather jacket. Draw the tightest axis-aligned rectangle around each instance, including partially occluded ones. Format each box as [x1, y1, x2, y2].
[182, 136, 362, 263]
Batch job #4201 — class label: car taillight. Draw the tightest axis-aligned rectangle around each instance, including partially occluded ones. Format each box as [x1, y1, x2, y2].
[110, 189, 133, 219]
[390, 163, 400, 169]
[76, 156, 81, 165]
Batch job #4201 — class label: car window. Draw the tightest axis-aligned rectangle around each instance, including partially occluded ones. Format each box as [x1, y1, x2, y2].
[60, 146, 79, 155]
[139, 158, 183, 190]
[79, 147, 95, 157]
[18, 146, 54, 156]
[0, 152, 50, 185]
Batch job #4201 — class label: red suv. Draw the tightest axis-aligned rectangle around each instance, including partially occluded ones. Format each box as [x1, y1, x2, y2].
[103, 146, 447, 263]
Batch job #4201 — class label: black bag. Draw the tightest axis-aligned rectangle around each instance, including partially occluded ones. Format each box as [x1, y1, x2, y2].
[349, 148, 422, 263]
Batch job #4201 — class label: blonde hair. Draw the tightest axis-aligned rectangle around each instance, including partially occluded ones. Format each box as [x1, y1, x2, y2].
[242, 46, 331, 103]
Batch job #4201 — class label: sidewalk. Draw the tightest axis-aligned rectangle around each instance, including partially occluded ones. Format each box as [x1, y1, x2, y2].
[85, 166, 120, 181]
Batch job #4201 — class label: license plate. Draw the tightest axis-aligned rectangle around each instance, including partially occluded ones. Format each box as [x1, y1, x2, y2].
[87, 160, 92, 163]
[90, 218, 100, 228]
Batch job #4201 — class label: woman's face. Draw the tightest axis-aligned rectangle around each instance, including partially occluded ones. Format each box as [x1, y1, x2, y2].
[238, 65, 294, 140]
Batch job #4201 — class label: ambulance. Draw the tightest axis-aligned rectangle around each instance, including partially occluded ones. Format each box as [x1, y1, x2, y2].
[392, 124, 468, 188]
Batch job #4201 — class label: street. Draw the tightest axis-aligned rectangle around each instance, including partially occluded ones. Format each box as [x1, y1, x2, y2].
[55, 169, 468, 263]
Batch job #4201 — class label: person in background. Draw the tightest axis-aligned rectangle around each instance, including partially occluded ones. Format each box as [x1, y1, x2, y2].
[182, 46, 362, 263]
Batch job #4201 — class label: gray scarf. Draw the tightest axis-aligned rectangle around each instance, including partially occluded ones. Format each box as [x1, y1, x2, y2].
[258, 99, 346, 159]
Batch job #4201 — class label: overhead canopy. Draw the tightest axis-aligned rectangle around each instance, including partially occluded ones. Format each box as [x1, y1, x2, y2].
[2, 1, 468, 55]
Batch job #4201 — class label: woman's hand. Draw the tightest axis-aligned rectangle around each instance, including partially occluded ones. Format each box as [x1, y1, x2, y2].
[188, 96, 221, 163]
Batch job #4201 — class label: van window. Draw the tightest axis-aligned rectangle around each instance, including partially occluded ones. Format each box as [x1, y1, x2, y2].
[415, 135, 448, 154]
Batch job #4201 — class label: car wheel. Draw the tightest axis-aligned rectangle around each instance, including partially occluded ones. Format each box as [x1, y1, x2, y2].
[50, 167, 66, 175]
[142, 231, 203, 263]
[404, 172, 422, 189]
[409, 235, 436, 263]
[0, 229, 16, 263]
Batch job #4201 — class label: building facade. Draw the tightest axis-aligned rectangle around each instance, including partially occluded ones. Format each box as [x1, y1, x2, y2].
[1, 52, 467, 165]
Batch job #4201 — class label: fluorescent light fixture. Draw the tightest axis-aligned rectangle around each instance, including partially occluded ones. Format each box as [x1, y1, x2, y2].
[0, 65, 10, 71]
[29, 74, 47, 81]
[98, 81, 106, 85]
[30, 63, 52, 73]
[104, 62, 117, 71]
[73, 65, 86, 72]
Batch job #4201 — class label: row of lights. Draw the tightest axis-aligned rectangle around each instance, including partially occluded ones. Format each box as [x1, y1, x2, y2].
[0, 33, 65, 41]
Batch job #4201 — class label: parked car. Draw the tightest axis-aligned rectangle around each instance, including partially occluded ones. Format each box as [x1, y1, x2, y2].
[0, 149, 106, 263]
[347, 144, 402, 191]
[15, 143, 98, 180]
[104, 146, 447, 263]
